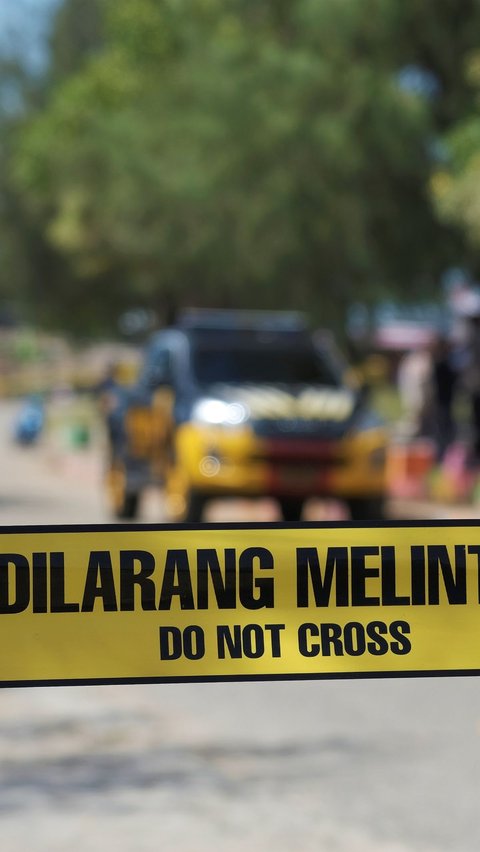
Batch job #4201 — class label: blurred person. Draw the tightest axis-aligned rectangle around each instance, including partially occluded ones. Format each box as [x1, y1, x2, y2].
[95, 362, 125, 456]
[429, 331, 459, 460]
[458, 298, 480, 463]
[397, 330, 459, 460]
[396, 339, 433, 439]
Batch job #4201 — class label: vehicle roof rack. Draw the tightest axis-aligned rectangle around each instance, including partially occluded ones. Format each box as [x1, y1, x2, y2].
[177, 308, 308, 332]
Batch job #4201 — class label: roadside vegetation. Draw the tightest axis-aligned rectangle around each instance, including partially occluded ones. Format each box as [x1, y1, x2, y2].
[1, 0, 480, 338]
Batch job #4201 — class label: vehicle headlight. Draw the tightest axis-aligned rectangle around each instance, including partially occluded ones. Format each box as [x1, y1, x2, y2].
[192, 399, 249, 426]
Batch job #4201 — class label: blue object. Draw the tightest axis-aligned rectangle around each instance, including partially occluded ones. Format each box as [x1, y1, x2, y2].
[14, 397, 45, 445]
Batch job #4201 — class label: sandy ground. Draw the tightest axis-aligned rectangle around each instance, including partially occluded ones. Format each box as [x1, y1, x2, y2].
[0, 400, 479, 851]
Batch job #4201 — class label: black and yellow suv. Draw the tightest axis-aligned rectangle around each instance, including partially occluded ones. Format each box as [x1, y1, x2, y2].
[105, 309, 387, 521]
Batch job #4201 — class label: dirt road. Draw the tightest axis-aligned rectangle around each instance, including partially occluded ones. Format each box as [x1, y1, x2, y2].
[0, 401, 480, 851]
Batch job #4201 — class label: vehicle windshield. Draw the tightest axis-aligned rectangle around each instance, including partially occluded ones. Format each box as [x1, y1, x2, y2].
[191, 342, 340, 386]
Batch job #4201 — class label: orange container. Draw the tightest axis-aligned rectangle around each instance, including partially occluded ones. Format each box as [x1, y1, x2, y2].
[387, 439, 436, 499]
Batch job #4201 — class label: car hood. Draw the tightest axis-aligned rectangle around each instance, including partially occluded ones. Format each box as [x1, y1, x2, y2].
[188, 383, 365, 438]
[209, 383, 355, 420]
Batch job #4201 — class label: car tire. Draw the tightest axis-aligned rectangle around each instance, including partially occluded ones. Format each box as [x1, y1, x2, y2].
[278, 497, 305, 522]
[107, 463, 140, 520]
[346, 496, 386, 521]
[116, 491, 140, 520]
[182, 491, 209, 523]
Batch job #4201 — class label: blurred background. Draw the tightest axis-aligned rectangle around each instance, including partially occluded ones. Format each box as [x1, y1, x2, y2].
[2, 1, 480, 850]
[4, 0, 480, 511]
[2, 0, 480, 334]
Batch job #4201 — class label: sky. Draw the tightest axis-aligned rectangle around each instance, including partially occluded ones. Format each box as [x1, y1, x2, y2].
[0, 0, 60, 70]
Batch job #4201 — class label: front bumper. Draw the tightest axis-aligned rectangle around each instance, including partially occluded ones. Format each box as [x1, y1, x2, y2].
[173, 423, 387, 499]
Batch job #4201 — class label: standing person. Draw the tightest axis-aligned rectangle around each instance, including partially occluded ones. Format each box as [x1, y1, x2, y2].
[429, 331, 458, 460]
[95, 362, 126, 457]
[460, 303, 480, 463]
[396, 329, 458, 459]
[396, 338, 434, 439]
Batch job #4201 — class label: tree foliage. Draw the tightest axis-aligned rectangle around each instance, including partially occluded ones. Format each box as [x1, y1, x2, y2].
[3, 0, 480, 334]
[431, 49, 480, 255]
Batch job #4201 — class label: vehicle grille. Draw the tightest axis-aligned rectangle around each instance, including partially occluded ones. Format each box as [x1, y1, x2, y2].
[252, 438, 345, 467]
[253, 418, 350, 440]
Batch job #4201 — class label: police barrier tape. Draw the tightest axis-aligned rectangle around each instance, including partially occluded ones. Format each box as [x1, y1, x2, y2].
[1, 520, 480, 686]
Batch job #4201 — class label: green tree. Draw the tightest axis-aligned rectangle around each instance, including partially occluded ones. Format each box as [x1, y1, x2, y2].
[0, 0, 111, 332]
[430, 50, 480, 257]
[10, 0, 480, 333]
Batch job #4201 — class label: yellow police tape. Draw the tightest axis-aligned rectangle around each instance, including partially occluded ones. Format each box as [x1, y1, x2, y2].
[1, 521, 480, 685]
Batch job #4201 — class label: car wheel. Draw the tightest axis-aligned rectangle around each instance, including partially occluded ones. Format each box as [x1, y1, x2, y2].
[182, 491, 209, 523]
[346, 496, 386, 521]
[278, 497, 305, 522]
[106, 464, 140, 520]
[118, 491, 140, 520]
